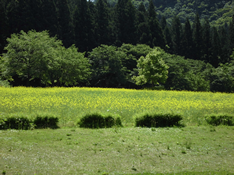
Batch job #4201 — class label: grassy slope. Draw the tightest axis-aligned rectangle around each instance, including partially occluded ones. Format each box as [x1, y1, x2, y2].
[1, 126, 234, 174]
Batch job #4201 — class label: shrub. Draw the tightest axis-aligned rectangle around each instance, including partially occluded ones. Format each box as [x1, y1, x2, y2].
[78, 112, 123, 128]
[0, 113, 59, 130]
[33, 113, 59, 129]
[135, 112, 183, 127]
[206, 114, 234, 126]
[0, 115, 32, 130]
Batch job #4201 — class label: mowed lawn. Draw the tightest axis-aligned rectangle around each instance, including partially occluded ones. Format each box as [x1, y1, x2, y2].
[0, 127, 234, 174]
[0, 87, 234, 126]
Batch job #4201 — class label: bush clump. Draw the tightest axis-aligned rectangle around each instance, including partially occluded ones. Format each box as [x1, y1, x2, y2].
[78, 113, 122, 128]
[206, 114, 234, 126]
[0, 115, 32, 130]
[135, 112, 183, 127]
[0, 113, 59, 130]
[33, 114, 59, 129]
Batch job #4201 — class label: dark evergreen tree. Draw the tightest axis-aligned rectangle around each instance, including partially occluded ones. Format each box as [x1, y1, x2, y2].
[229, 15, 234, 53]
[115, 0, 137, 45]
[201, 18, 212, 63]
[171, 15, 183, 55]
[41, 0, 59, 37]
[161, 16, 173, 53]
[57, 0, 74, 48]
[136, 2, 151, 45]
[182, 18, 193, 58]
[193, 13, 203, 60]
[219, 26, 230, 63]
[74, 0, 96, 52]
[6, 0, 20, 35]
[181, 18, 193, 58]
[211, 27, 221, 67]
[0, 0, 8, 53]
[96, 0, 110, 45]
[15, 0, 42, 32]
[160, 16, 167, 30]
[147, 0, 165, 49]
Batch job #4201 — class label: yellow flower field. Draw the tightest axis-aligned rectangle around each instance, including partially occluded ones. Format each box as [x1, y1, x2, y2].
[0, 87, 234, 126]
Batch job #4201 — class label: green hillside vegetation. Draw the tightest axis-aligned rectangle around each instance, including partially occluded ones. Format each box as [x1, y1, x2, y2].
[106, 0, 234, 26]
[1, 0, 234, 92]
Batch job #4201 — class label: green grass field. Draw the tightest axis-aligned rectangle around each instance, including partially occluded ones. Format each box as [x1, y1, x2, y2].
[1, 127, 234, 174]
[0, 87, 234, 174]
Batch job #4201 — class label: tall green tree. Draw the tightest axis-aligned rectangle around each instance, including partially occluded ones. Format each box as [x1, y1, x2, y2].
[57, 0, 74, 48]
[201, 18, 212, 63]
[115, 0, 137, 45]
[181, 18, 193, 58]
[1, 30, 90, 86]
[41, 0, 58, 37]
[74, 0, 96, 52]
[192, 13, 203, 60]
[96, 0, 110, 45]
[161, 16, 173, 53]
[0, 0, 8, 54]
[229, 15, 234, 52]
[88, 45, 127, 87]
[171, 15, 183, 55]
[147, 0, 165, 49]
[133, 47, 169, 86]
[136, 2, 151, 45]
[219, 26, 230, 64]
[7, 0, 21, 34]
[211, 27, 221, 67]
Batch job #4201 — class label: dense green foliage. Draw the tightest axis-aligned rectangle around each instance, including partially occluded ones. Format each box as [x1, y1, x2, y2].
[206, 114, 234, 126]
[135, 112, 183, 127]
[106, 0, 234, 26]
[78, 113, 122, 128]
[133, 47, 169, 86]
[0, 113, 59, 130]
[1, 30, 91, 86]
[0, 0, 234, 92]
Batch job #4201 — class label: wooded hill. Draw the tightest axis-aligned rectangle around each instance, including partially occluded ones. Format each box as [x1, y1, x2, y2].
[0, 0, 234, 92]
[106, 0, 234, 26]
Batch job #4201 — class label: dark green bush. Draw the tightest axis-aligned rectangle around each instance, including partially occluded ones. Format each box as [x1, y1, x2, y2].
[135, 113, 183, 127]
[78, 113, 122, 128]
[206, 114, 234, 126]
[33, 115, 59, 129]
[0, 113, 59, 130]
[0, 117, 32, 130]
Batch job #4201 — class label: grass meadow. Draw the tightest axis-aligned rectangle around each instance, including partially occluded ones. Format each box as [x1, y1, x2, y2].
[0, 87, 234, 174]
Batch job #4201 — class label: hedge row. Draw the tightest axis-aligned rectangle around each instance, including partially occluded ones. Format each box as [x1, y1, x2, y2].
[0, 113, 59, 130]
[135, 113, 184, 127]
[205, 114, 234, 126]
[78, 113, 122, 128]
[1, 112, 233, 130]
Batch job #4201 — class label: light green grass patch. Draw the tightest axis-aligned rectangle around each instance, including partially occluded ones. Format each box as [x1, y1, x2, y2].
[0, 126, 234, 174]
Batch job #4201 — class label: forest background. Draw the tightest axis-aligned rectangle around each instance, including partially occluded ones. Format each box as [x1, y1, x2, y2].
[0, 0, 234, 92]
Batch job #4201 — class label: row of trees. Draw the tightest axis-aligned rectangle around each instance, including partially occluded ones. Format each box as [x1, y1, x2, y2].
[1, 30, 234, 92]
[1, 0, 234, 67]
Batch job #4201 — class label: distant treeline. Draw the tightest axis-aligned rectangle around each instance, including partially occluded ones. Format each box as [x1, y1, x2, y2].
[1, 0, 234, 67]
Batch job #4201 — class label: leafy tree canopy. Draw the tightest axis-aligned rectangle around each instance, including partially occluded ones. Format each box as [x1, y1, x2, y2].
[1, 30, 91, 87]
[133, 47, 169, 86]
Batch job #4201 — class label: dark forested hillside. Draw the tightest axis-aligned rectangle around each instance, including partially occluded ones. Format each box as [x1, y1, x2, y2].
[0, 0, 234, 91]
[106, 0, 234, 26]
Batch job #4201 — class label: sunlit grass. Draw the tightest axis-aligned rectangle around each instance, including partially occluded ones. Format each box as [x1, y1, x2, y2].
[0, 126, 234, 174]
[0, 87, 234, 127]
